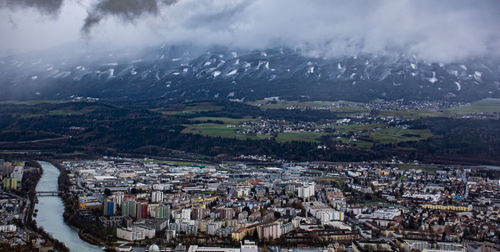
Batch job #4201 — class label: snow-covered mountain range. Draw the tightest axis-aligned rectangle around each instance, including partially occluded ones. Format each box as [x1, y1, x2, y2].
[1, 46, 499, 102]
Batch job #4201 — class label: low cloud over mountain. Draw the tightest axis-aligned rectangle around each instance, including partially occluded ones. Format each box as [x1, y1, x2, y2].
[1, 0, 499, 62]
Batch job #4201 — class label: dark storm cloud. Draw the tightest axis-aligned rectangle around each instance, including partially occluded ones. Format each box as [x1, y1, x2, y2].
[0, 0, 64, 16]
[1, 0, 500, 62]
[157, 0, 500, 62]
[82, 0, 177, 35]
[181, 1, 253, 29]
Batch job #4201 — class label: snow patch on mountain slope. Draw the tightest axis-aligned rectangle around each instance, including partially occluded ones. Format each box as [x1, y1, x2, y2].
[227, 69, 238, 76]
[428, 72, 438, 84]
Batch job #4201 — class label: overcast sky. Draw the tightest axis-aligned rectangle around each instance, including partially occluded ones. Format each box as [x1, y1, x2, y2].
[1, 0, 499, 62]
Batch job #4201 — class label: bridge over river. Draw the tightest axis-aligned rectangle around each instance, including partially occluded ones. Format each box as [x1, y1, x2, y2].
[35, 161, 100, 251]
[36, 191, 61, 196]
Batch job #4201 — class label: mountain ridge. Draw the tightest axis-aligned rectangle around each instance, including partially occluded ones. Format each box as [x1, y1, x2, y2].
[1, 46, 499, 102]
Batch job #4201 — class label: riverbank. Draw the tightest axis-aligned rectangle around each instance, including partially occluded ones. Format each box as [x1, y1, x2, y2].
[23, 161, 41, 229]
[35, 161, 101, 251]
[26, 161, 70, 252]
[51, 160, 112, 247]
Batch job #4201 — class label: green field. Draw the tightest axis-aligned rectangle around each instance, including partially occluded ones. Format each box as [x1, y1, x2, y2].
[332, 107, 370, 117]
[333, 136, 374, 148]
[367, 128, 432, 144]
[183, 123, 330, 143]
[155, 102, 224, 115]
[398, 164, 440, 174]
[377, 110, 444, 120]
[182, 120, 432, 146]
[182, 123, 272, 140]
[149, 159, 199, 166]
[445, 98, 500, 113]
[329, 124, 382, 134]
[189, 116, 255, 124]
[379, 99, 500, 118]
[315, 177, 349, 185]
[250, 99, 500, 119]
[327, 124, 432, 147]
[175, 99, 499, 146]
[275, 132, 325, 143]
[352, 140, 374, 148]
[328, 124, 378, 148]
[182, 123, 239, 137]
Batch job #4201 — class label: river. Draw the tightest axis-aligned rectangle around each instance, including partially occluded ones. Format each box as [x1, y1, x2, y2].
[36, 161, 101, 252]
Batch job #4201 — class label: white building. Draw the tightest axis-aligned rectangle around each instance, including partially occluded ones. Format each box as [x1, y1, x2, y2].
[112, 193, 124, 207]
[402, 240, 465, 252]
[188, 241, 258, 252]
[305, 202, 344, 224]
[188, 246, 240, 252]
[182, 208, 192, 221]
[257, 222, 281, 241]
[0, 225, 17, 233]
[153, 183, 172, 191]
[207, 222, 222, 235]
[240, 241, 258, 252]
[235, 187, 251, 197]
[151, 191, 164, 203]
[165, 229, 176, 242]
[280, 222, 294, 234]
[12, 166, 23, 182]
[116, 226, 155, 241]
[298, 182, 315, 199]
[347, 171, 361, 177]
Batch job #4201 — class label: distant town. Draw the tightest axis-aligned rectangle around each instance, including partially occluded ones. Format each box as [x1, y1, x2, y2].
[2, 157, 499, 251]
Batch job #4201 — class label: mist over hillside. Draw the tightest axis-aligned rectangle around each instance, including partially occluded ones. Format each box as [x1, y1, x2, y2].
[1, 45, 499, 102]
[1, 0, 500, 102]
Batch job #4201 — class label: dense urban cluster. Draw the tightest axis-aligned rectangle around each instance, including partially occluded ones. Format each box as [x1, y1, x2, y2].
[58, 158, 499, 251]
[0, 160, 59, 251]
